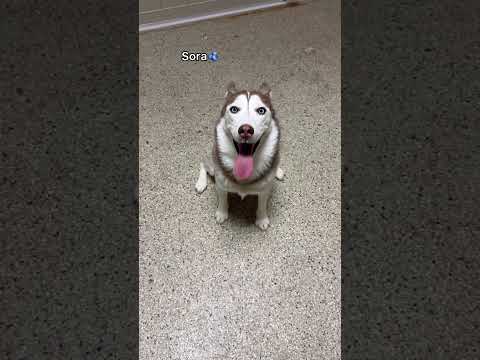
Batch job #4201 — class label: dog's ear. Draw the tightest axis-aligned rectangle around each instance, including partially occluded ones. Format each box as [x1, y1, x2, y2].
[225, 81, 238, 97]
[259, 82, 272, 97]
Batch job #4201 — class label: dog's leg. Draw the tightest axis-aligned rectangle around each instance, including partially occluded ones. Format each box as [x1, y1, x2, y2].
[255, 190, 271, 230]
[215, 186, 229, 223]
[204, 159, 215, 177]
[195, 162, 208, 193]
[275, 167, 285, 181]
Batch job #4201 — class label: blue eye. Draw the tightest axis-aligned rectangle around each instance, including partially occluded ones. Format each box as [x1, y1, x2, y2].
[230, 106, 240, 113]
[256, 107, 266, 115]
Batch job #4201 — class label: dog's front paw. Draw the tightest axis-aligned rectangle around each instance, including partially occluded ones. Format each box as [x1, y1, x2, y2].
[215, 210, 228, 224]
[275, 167, 285, 181]
[195, 178, 207, 193]
[255, 217, 270, 230]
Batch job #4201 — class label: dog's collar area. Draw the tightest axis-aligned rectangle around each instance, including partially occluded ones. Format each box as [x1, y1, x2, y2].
[233, 137, 262, 156]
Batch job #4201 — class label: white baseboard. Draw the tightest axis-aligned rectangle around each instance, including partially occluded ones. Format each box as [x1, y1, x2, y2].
[139, 1, 289, 33]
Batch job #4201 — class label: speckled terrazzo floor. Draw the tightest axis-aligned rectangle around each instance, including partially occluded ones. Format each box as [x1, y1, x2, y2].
[139, 1, 340, 358]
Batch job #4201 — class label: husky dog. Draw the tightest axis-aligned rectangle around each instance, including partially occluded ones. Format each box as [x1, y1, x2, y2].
[195, 82, 284, 230]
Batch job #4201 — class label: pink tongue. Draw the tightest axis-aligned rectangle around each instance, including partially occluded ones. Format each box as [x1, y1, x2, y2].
[233, 155, 254, 180]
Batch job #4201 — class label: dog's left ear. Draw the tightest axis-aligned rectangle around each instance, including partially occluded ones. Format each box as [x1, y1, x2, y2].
[259, 82, 272, 97]
[225, 81, 238, 97]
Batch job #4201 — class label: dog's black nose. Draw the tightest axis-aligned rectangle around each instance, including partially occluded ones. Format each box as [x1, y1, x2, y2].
[238, 124, 254, 138]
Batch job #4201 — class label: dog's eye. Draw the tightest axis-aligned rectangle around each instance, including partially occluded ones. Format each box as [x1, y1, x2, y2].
[256, 107, 267, 115]
[229, 106, 240, 114]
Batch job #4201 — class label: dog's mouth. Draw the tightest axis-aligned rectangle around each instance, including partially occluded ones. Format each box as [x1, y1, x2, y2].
[231, 136, 263, 181]
[232, 137, 262, 156]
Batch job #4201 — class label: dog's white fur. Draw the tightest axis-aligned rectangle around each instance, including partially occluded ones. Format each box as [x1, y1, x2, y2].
[195, 85, 284, 230]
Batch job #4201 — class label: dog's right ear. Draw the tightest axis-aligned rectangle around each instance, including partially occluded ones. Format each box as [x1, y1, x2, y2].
[225, 81, 237, 97]
[259, 82, 272, 97]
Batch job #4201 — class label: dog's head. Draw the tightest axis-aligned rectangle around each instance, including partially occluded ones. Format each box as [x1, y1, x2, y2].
[221, 82, 274, 154]
[218, 82, 278, 181]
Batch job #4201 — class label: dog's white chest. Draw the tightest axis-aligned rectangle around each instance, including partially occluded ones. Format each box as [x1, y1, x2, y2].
[215, 169, 275, 198]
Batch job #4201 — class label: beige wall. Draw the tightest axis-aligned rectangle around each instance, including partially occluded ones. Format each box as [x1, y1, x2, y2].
[139, 0, 282, 26]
